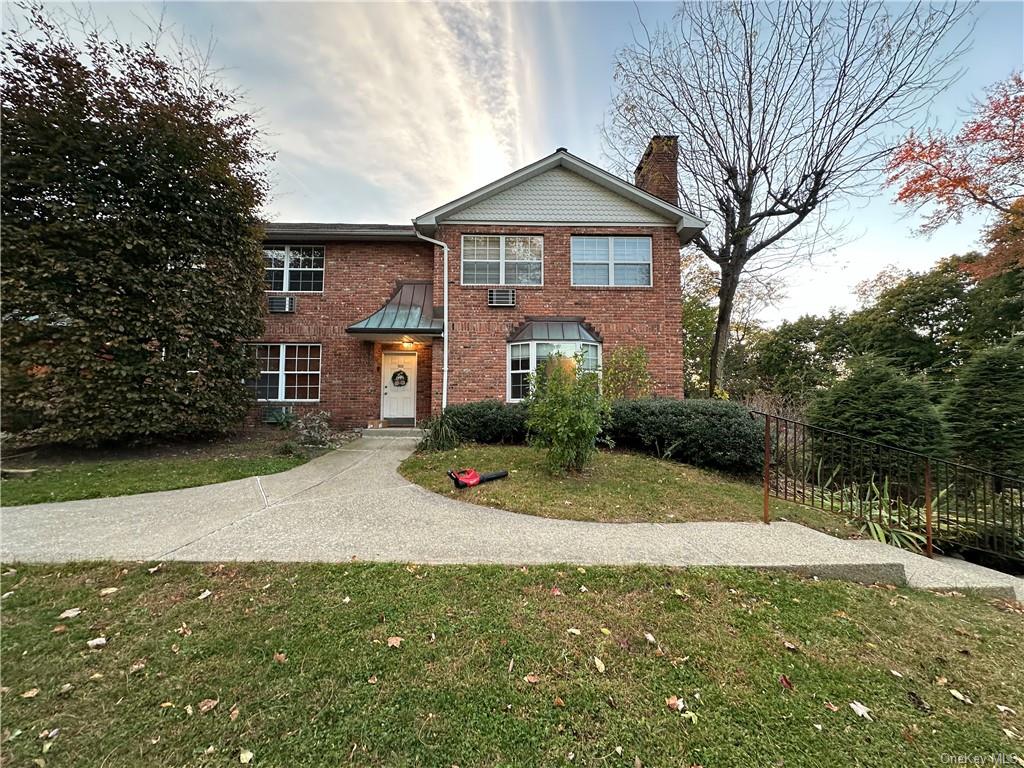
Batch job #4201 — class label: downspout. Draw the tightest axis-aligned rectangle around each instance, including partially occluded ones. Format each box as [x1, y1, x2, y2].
[413, 225, 449, 411]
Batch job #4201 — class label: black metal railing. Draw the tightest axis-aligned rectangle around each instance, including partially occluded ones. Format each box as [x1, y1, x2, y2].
[751, 411, 1024, 562]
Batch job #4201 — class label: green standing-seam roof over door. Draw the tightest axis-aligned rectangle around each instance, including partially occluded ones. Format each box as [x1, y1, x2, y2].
[507, 318, 602, 344]
[347, 282, 443, 335]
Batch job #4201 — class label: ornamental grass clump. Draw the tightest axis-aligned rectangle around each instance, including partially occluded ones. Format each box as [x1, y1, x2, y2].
[526, 353, 610, 473]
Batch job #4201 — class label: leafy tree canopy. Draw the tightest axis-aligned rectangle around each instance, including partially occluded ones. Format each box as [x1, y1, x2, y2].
[1, 6, 270, 445]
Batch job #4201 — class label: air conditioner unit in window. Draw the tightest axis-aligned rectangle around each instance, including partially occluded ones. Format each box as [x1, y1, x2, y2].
[268, 296, 297, 313]
[262, 405, 294, 424]
[487, 288, 516, 307]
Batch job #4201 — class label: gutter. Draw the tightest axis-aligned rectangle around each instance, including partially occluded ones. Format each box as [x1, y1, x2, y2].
[413, 226, 450, 411]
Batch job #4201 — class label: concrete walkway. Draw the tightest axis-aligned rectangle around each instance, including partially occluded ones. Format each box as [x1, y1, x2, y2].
[2, 436, 1021, 601]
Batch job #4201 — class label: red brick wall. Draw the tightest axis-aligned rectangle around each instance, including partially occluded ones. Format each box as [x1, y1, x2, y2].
[634, 136, 679, 205]
[256, 240, 434, 428]
[430, 224, 684, 409]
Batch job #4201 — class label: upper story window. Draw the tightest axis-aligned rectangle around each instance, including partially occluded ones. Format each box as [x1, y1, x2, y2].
[570, 236, 652, 287]
[264, 245, 325, 292]
[462, 235, 543, 286]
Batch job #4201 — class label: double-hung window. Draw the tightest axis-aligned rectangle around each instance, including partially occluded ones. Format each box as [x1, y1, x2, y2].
[570, 236, 652, 287]
[252, 343, 321, 401]
[507, 341, 601, 402]
[462, 235, 543, 285]
[264, 245, 325, 292]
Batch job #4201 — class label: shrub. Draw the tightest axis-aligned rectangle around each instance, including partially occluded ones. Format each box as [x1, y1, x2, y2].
[601, 345, 654, 401]
[807, 359, 947, 457]
[527, 355, 610, 473]
[419, 411, 460, 452]
[295, 411, 333, 447]
[444, 400, 528, 444]
[609, 398, 762, 474]
[944, 338, 1024, 476]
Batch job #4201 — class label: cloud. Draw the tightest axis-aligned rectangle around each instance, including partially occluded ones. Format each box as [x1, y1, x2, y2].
[225, 2, 539, 220]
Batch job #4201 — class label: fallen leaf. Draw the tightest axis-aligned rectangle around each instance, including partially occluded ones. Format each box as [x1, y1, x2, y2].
[129, 660, 146, 674]
[849, 701, 873, 721]
[147, 563, 162, 574]
[566, 628, 581, 636]
[814, 723, 823, 731]
[579, 585, 588, 593]
[240, 749, 254, 764]
[890, 669, 903, 678]
[51, 625, 67, 634]
[779, 674, 794, 691]
[681, 711, 698, 724]
[58, 684, 73, 696]
[665, 695, 685, 712]
[644, 632, 656, 645]
[58, 608, 82, 620]
[386, 636, 403, 649]
[367, 675, 378, 685]
[185, 704, 194, 716]
[273, 652, 287, 664]
[550, 586, 563, 597]
[89, 673, 104, 681]
[176, 623, 192, 637]
[949, 689, 973, 705]
[230, 705, 240, 721]
[600, 627, 611, 636]
[934, 676, 948, 686]
[1004, 728, 1022, 741]
[198, 590, 212, 600]
[86, 637, 107, 650]
[99, 587, 118, 596]
[205, 745, 216, 755]
[824, 700, 839, 712]
[634, 758, 642, 768]
[614, 746, 622, 756]
[160, 702, 175, 709]
[997, 705, 1018, 715]
[783, 641, 798, 652]
[523, 673, 540, 684]
[21, 688, 39, 699]
[342, 596, 351, 604]
[553, 696, 565, 707]
[907, 691, 931, 712]
[593, 656, 605, 674]
[508, 658, 514, 673]
[198, 698, 219, 714]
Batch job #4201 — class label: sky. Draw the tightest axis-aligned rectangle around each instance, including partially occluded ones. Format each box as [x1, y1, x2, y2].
[9, 1, 1024, 324]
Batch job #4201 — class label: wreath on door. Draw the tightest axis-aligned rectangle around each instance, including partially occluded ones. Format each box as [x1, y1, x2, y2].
[391, 370, 409, 388]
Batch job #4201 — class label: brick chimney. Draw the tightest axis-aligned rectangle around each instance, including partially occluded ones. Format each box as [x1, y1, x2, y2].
[634, 136, 679, 206]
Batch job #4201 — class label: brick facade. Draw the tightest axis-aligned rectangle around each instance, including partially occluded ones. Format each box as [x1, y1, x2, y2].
[256, 240, 434, 428]
[429, 223, 684, 410]
[633, 136, 679, 206]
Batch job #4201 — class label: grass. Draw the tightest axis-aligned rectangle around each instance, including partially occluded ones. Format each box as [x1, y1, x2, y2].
[1, 561, 1021, 767]
[401, 444, 858, 537]
[0, 430, 312, 506]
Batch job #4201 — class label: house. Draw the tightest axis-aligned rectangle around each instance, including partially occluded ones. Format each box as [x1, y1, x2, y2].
[256, 137, 706, 427]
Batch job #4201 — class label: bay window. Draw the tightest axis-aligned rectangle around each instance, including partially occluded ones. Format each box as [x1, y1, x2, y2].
[507, 340, 601, 402]
[462, 235, 543, 286]
[571, 236, 652, 287]
[264, 245, 325, 292]
[252, 343, 321, 402]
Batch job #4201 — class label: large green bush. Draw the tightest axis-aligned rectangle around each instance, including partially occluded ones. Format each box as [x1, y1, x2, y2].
[609, 398, 762, 474]
[944, 338, 1024, 477]
[601, 345, 654, 401]
[527, 356, 609, 473]
[444, 400, 528, 445]
[1, 8, 268, 445]
[806, 359, 947, 456]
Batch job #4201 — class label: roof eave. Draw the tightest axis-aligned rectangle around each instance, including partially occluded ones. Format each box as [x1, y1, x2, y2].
[264, 227, 421, 243]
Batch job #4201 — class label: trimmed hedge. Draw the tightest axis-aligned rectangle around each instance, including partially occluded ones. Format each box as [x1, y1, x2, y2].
[441, 397, 762, 475]
[445, 400, 528, 444]
[608, 398, 762, 474]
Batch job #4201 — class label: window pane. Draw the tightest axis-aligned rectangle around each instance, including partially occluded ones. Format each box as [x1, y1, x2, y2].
[510, 343, 530, 371]
[511, 372, 530, 400]
[614, 263, 651, 286]
[612, 237, 651, 263]
[573, 263, 610, 286]
[290, 246, 324, 269]
[255, 345, 279, 372]
[263, 249, 286, 269]
[463, 261, 500, 284]
[463, 236, 500, 261]
[505, 261, 542, 285]
[289, 270, 323, 291]
[581, 344, 599, 370]
[256, 373, 279, 400]
[505, 236, 542, 261]
[570, 237, 609, 262]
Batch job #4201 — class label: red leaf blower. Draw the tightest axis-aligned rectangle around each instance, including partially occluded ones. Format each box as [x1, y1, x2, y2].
[447, 468, 509, 489]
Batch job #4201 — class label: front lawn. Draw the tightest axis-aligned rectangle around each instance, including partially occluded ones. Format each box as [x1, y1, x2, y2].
[1, 562, 1021, 766]
[0, 430, 314, 506]
[401, 444, 857, 537]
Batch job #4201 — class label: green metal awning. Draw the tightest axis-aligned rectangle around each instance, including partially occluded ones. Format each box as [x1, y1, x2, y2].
[507, 318, 601, 344]
[347, 282, 442, 340]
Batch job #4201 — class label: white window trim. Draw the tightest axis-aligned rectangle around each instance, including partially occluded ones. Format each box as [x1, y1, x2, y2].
[264, 245, 326, 293]
[255, 343, 322, 402]
[460, 234, 544, 287]
[506, 340, 602, 403]
[570, 236, 653, 288]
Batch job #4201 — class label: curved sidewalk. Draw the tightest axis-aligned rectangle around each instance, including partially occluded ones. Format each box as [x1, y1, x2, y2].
[2, 436, 1021, 601]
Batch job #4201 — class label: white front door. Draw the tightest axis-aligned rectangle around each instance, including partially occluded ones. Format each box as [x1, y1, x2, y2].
[381, 352, 417, 420]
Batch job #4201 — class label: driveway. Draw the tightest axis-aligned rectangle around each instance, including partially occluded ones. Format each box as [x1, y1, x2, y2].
[2, 436, 1021, 601]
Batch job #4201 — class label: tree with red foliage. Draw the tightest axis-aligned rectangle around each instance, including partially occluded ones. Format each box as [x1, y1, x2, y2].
[887, 73, 1024, 234]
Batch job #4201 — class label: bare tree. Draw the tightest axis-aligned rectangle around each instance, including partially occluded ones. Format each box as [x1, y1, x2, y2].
[605, 1, 973, 396]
